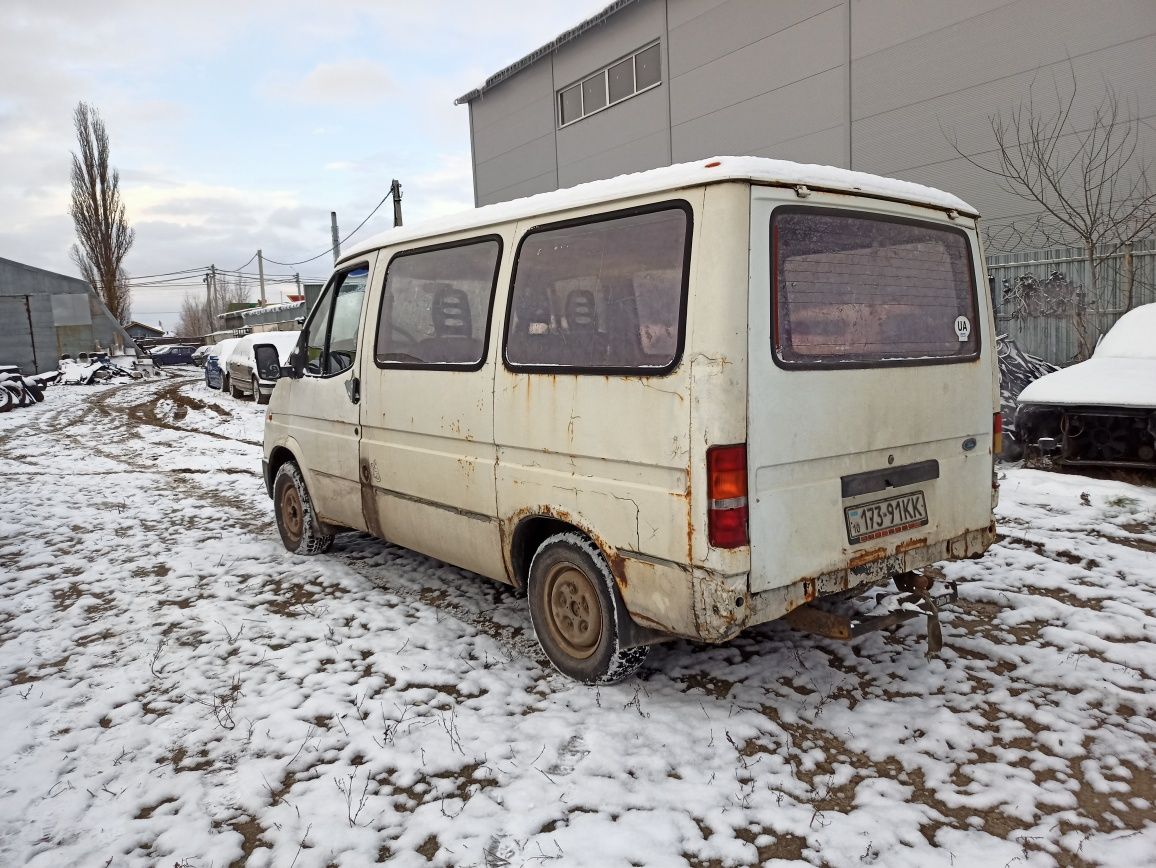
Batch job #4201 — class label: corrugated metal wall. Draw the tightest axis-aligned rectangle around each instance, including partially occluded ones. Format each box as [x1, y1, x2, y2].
[987, 238, 1156, 364]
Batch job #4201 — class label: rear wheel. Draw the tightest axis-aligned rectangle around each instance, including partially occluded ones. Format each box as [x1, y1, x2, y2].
[253, 376, 268, 404]
[0, 387, 13, 413]
[273, 462, 334, 555]
[229, 376, 243, 398]
[220, 374, 230, 393]
[527, 532, 649, 684]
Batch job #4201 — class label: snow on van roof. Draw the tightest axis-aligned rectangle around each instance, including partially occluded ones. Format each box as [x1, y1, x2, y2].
[341, 157, 977, 264]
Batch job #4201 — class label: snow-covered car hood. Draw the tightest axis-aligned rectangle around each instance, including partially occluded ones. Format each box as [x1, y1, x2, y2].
[1017, 356, 1156, 408]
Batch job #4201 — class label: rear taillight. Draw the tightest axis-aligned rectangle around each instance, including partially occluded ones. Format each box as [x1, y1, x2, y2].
[993, 412, 1003, 457]
[707, 444, 749, 548]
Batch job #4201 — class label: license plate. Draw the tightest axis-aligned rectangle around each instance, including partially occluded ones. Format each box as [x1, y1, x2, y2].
[845, 491, 928, 545]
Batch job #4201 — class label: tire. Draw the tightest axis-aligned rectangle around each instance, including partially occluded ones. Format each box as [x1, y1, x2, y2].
[252, 376, 264, 404]
[527, 532, 650, 684]
[228, 376, 242, 398]
[0, 387, 12, 413]
[273, 462, 334, 555]
[25, 383, 44, 403]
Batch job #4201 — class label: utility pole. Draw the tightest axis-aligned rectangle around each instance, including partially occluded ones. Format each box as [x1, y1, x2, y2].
[330, 211, 341, 263]
[295, 273, 302, 297]
[209, 264, 218, 323]
[391, 179, 403, 227]
[257, 249, 267, 305]
[203, 272, 213, 327]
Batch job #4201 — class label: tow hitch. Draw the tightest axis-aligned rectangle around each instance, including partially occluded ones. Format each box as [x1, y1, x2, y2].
[784, 570, 957, 656]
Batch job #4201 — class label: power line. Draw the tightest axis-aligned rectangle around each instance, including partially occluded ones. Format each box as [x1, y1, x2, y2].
[232, 251, 257, 272]
[263, 187, 396, 266]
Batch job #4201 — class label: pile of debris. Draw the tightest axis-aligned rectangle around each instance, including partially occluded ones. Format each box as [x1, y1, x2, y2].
[996, 334, 1059, 459]
[58, 353, 153, 386]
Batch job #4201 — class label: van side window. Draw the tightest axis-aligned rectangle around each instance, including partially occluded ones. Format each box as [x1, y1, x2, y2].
[375, 238, 501, 368]
[504, 203, 690, 372]
[303, 265, 368, 376]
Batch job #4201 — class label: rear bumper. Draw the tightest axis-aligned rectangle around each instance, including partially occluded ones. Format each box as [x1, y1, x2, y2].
[746, 523, 995, 632]
[615, 523, 995, 645]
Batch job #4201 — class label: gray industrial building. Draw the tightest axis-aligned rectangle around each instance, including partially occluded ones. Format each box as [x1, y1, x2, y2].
[456, 0, 1155, 248]
[0, 257, 136, 374]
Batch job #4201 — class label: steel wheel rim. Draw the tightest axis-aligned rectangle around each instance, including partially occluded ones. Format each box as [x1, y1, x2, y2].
[542, 562, 602, 660]
[280, 484, 304, 543]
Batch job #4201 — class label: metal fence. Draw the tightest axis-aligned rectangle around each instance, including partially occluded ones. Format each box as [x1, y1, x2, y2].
[986, 238, 1156, 365]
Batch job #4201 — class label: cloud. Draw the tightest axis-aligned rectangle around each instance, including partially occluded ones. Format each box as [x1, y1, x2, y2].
[288, 59, 395, 105]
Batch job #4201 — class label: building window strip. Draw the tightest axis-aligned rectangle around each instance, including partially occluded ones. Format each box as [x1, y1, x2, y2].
[557, 41, 661, 128]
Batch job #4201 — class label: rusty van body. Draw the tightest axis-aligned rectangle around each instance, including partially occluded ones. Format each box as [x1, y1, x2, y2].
[257, 157, 999, 683]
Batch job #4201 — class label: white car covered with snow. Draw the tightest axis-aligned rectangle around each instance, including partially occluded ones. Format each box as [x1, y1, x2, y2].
[1016, 302, 1156, 468]
[226, 331, 301, 404]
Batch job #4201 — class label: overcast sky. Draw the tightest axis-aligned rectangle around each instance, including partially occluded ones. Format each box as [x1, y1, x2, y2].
[0, 0, 610, 329]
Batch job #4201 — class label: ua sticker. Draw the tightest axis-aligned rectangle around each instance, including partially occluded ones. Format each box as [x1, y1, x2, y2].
[954, 315, 972, 342]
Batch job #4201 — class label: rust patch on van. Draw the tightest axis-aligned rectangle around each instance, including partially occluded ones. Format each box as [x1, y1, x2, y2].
[848, 547, 887, 568]
[359, 460, 384, 539]
[502, 505, 627, 592]
[676, 479, 694, 564]
[895, 536, 927, 555]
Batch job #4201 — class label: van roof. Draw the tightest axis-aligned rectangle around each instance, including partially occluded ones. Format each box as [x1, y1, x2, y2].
[341, 156, 977, 266]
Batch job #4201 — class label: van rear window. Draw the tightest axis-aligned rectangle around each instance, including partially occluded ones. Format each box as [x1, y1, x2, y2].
[772, 208, 979, 367]
[505, 203, 690, 373]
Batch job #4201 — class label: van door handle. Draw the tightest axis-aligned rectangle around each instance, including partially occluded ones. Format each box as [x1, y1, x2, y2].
[345, 376, 360, 404]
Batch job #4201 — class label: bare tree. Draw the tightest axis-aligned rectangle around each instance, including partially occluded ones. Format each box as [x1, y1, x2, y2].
[947, 67, 1155, 359]
[175, 272, 251, 336]
[70, 102, 135, 324]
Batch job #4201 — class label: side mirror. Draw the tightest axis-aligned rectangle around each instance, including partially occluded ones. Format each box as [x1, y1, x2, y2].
[253, 344, 287, 380]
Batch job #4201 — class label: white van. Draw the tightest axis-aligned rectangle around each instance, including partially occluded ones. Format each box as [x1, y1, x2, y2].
[256, 157, 999, 683]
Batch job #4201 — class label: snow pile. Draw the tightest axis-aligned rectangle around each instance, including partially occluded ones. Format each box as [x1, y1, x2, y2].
[1018, 303, 1156, 407]
[1096, 302, 1156, 360]
[0, 380, 1154, 867]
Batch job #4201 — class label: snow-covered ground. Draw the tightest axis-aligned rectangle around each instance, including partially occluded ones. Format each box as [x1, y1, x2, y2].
[1, 377, 1154, 867]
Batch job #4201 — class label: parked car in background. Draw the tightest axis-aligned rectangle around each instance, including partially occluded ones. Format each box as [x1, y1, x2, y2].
[204, 338, 242, 391]
[149, 344, 198, 366]
[1017, 302, 1156, 469]
[226, 331, 301, 404]
[191, 345, 213, 367]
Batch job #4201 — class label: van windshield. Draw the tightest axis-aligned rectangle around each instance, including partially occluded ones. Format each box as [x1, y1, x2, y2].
[772, 207, 979, 367]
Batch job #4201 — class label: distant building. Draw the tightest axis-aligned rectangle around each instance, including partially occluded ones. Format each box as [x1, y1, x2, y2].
[124, 320, 166, 342]
[208, 283, 324, 342]
[0, 257, 136, 373]
[455, 0, 1155, 246]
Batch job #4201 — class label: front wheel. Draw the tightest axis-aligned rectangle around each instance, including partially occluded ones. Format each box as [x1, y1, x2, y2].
[527, 532, 649, 684]
[273, 462, 334, 555]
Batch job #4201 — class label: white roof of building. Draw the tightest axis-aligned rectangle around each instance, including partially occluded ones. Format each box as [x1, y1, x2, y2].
[455, 0, 636, 105]
[342, 156, 977, 265]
